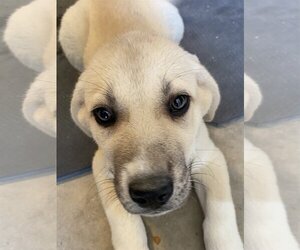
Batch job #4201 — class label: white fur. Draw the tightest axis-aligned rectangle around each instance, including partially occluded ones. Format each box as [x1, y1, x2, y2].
[4, 0, 54, 72]
[22, 64, 56, 137]
[244, 139, 299, 250]
[192, 122, 243, 250]
[4, 0, 56, 137]
[244, 74, 299, 250]
[58, 0, 89, 71]
[244, 74, 262, 122]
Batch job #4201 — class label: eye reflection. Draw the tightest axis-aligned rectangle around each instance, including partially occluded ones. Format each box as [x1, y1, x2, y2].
[93, 107, 116, 127]
[168, 94, 190, 117]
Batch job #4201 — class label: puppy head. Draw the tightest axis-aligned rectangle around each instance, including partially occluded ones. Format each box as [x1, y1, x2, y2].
[71, 32, 220, 215]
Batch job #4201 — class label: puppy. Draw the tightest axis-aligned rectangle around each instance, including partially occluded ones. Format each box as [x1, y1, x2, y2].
[60, 0, 243, 249]
[244, 75, 299, 250]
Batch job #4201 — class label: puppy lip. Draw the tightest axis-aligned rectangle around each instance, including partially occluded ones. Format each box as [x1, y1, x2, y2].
[122, 186, 191, 216]
[141, 209, 174, 217]
[125, 206, 175, 217]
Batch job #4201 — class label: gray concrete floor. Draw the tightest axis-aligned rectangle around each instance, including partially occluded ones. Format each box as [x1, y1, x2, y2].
[0, 174, 56, 250]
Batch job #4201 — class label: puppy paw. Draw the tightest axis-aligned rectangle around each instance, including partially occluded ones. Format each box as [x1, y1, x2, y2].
[114, 245, 149, 250]
[203, 219, 244, 250]
[112, 240, 149, 250]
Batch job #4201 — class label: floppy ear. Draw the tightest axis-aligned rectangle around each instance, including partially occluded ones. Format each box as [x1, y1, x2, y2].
[244, 74, 262, 121]
[70, 81, 93, 137]
[190, 55, 221, 122]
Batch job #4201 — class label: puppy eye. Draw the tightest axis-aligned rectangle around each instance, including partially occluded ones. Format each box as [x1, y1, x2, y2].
[168, 94, 190, 117]
[92, 107, 116, 127]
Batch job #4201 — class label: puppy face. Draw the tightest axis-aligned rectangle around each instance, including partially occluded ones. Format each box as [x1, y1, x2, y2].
[72, 32, 219, 216]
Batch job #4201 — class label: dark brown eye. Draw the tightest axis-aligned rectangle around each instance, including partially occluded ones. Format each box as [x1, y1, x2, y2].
[92, 107, 116, 127]
[169, 94, 190, 117]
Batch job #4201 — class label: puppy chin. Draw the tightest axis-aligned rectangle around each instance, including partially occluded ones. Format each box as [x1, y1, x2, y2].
[123, 204, 176, 217]
[121, 194, 190, 217]
[141, 206, 180, 217]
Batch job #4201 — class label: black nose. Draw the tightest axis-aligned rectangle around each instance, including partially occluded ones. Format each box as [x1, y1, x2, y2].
[129, 176, 173, 209]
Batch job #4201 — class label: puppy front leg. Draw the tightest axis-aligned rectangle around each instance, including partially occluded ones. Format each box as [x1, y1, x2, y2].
[93, 150, 149, 250]
[192, 150, 243, 250]
[244, 139, 299, 250]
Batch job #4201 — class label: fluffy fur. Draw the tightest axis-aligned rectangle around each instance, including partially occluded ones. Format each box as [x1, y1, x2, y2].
[60, 0, 243, 249]
[59, 0, 184, 72]
[244, 74, 299, 250]
[4, 0, 56, 137]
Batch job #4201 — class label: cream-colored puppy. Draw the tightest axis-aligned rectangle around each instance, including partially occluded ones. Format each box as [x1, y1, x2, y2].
[244, 75, 299, 250]
[60, 1, 243, 249]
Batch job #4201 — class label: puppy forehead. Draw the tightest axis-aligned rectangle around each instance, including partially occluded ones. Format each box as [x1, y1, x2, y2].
[85, 75, 197, 112]
[83, 50, 198, 109]
[84, 75, 161, 110]
[87, 63, 196, 96]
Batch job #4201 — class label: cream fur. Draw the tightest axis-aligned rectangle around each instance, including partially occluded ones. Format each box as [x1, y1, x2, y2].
[244, 74, 262, 122]
[244, 74, 299, 250]
[60, 1, 242, 249]
[59, 0, 184, 72]
[4, 0, 56, 137]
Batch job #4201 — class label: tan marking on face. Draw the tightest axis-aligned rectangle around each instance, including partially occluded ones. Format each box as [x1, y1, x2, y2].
[112, 133, 139, 171]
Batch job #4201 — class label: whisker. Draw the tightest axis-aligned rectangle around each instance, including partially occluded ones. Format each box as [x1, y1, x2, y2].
[189, 180, 209, 192]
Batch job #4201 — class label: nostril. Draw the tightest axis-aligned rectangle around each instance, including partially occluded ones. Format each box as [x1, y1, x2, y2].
[156, 183, 173, 204]
[132, 197, 147, 205]
[129, 189, 148, 205]
[158, 193, 168, 203]
[129, 176, 173, 208]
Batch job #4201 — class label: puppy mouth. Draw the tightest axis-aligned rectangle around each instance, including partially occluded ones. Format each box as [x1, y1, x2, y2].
[139, 196, 190, 217]
[113, 156, 192, 215]
[116, 177, 192, 216]
[124, 190, 191, 216]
